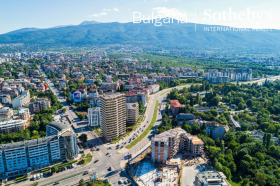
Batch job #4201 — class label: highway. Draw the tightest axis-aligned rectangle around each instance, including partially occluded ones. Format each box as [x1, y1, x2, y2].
[33, 65, 191, 186]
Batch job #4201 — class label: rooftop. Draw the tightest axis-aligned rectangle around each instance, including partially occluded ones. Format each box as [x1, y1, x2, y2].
[0, 136, 58, 151]
[191, 135, 204, 145]
[197, 171, 230, 186]
[170, 100, 185, 108]
[101, 92, 124, 100]
[176, 113, 195, 121]
[127, 103, 138, 110]
[48, 121, 69, 132]
[152, 127, 189, 142]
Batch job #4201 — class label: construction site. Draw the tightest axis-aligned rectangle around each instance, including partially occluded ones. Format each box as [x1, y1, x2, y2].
[127, 153, 208, 186]
[134, 161, 179, 186]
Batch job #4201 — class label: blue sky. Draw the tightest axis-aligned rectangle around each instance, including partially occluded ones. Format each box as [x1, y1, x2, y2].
[0, 0, 279, 34]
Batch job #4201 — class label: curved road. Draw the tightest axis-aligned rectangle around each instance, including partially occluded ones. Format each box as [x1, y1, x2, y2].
[29, 66, 191, 186]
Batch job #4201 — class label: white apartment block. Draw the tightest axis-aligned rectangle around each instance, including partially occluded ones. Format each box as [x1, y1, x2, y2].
[12, 90, 30, 108]
[88, 107, 100, 127]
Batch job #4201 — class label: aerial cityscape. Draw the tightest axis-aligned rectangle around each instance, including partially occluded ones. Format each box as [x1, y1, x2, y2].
[0, 0, 280, 186]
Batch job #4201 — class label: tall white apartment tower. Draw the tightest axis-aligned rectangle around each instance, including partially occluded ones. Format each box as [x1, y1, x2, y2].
[100, 93, 126, 141]
[88, 107, 100, 127]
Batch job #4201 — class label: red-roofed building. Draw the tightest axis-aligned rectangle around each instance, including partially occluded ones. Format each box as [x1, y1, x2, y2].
[170, 100, 185, 115]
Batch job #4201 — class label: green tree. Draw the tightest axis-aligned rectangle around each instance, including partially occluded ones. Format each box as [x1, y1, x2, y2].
[79, 134, 88, 144]
[191, 124, 200, 135]
[119, 84, 125, 92]
[183, 123, 192, 133]
[222, 166, 231, 180]
[79, 179, 86, 186]
[241, 123, 249, 131]
[51, 166, 58, 173]
[263, 133, 271, 151]
[254, 172, 267, 186]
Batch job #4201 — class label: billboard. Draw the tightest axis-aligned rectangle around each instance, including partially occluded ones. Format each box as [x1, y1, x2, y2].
[73, 92, 82, 102]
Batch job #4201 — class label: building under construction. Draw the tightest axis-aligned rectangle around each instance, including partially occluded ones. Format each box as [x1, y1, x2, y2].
[151, 128, 204, 164]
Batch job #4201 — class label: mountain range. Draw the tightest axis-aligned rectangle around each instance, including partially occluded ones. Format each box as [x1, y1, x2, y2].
[0, 21, 280, 50]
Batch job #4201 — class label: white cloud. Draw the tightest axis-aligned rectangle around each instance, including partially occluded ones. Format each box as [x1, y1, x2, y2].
[90, 12, 108, 18]
[152, 7, 188, 20]
[102, 8, 119, 12]
[90, 8, 119, 18]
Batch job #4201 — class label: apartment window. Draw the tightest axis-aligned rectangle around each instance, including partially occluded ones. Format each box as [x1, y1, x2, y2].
[160, 142, 165, 147]
[155, 142, 159, 146]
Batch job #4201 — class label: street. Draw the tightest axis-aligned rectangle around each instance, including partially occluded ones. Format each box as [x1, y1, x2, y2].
[34, 65, 191, 186]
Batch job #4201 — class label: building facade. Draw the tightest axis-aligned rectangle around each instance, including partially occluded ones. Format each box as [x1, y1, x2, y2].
[0, 120, 28, 134]
[206, 124, 226, 140]
[18, 108, 30, 120]
[126, 103, 139, 126]
[28, 100, 51, 114]
[0, 107, 13, 122]
[12, 90, 30, 108]
[204, 68, 252, 84]
[100, 93, 126, 141]
[152, 128, 204, 164]
[88, 107, 100, 127]
[0, 121, 78, 179]
[170, 100, 185, 115]
[0, 136, 61, 178]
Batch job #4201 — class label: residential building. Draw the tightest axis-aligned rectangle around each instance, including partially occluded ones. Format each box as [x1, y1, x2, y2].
[195, 171, 230, 186]
[0, 120, 28, 134]
[46, 121, 78, 160]
[175, 113, 195, 125]
[28, 100, 51, 114]
[88, 107, 100, 127]
[0, 135, 63, 178]
[18, 108, 30, 120]
[126, 103, 139, 126]
[151, 128, 204, 164]
[0, 94, 11, 104]
[88, 89, 100, 107]
[148, 84, 160, 94]
[204, 68, 252, 83]
[12, 90, 30, 108]
[0, 107, 13, 122]
[206, 124, 226, 140]
[98, 83, 119, 92]
[170, 100, 185, 115]
[100, 93, 126, 141]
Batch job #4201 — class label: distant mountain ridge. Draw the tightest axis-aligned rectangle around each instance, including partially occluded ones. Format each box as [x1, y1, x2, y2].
[0, 21, 280, 50]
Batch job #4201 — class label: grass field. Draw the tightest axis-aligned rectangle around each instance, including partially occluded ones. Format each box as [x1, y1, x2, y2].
[83, 153, 92, 165]
[125, 100, 159, 149]
[229, 180, 241, 186]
